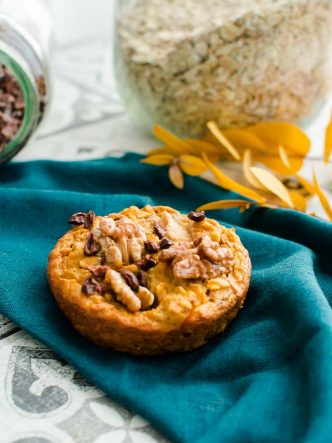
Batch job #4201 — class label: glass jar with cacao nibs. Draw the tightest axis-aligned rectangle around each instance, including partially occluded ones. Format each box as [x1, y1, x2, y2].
[0, 0, 52, 163]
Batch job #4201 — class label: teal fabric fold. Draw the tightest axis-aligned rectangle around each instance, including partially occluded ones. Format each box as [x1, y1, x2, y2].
[0, 153, 331, 443]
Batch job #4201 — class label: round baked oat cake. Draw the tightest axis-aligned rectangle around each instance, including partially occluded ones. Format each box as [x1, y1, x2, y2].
[48, 205, 251, 355]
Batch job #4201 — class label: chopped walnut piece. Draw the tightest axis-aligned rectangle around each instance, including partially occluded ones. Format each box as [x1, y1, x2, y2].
[117, 235, 129, 264]
[100, 218, 121, 238]
[159, 242, 194, 262]
[105, 245, 123, 267]
[128, 237, 144, 262]
[173, 254, 202, 279]
[105, 269, 141, 312]
[136, 286, 155, 309]
[117, 217, 147, 240]
[200, 260, 225, 279]
[199, 235, 233, 264]
[160, 211, 192, 242]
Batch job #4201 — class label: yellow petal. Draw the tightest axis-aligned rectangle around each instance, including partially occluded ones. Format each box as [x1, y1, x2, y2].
[153, 125, 192, 155]
[141, 154, 175, 166]
[278, 145, 292, 169]
[278, 146, 315, 195]
[179, 155, 208, 176]
[147, 147, 171, 156]
[250, 166, 294, 208]
[324, 112, 332, 163]
[202, 153, 266, 203]
[256, 155, 304, 175]
[312, 170, 332, 221]
[242, 150, 264, 189]
[207, 121, 241, 161]
[247, 121, 310, 157]
[289, 191, 307, 212]
[197, 199, 255, 211]
[169, 164, 184, 190]
[183, 139, 220, 155]
[295, 175, 315, 196]
[222, 128, 266, 153]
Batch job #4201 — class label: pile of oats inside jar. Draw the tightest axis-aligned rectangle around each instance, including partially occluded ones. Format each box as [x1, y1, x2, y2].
[116, 0, 332, 136]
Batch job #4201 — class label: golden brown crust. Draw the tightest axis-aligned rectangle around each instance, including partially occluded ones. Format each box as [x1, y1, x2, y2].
[48, 205, 251, 355]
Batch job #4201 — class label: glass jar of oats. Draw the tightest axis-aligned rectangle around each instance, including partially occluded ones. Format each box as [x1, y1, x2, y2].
[0, 0, 52, 163]
[113, 0, 332, 137]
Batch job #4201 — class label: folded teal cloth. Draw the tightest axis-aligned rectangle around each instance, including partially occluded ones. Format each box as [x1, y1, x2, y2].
[0, 154, 331, 443]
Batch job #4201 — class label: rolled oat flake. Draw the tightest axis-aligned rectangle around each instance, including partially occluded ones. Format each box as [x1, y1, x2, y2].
[0, 0, 52, 163]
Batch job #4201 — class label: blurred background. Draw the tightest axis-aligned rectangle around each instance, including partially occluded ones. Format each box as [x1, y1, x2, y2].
[14, 0, 157, 162]
[16, 0, 332, 166]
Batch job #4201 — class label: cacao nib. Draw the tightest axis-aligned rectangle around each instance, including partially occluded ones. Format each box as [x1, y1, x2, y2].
[154, 224, 166, 239]
[188, 211, 206, 222]
[144, 240, 160, 254]
[120, 270, 140, 291]
[69, 210, 95, 228]
[69, 212, 86, 225]
[82, 277, 102, 295]
[137, 270, 148, 288]
[84, 210, 96, 228]
[139, 256, 157, 271]
[159, 238, 173, 249]
[193, 237, 203, 247]
[84, 233, 101, 256]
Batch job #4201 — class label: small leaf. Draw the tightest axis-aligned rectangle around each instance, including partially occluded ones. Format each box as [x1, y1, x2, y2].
[197, 199, 255, 211]
[153, 125, 192, 155]
[289, 191, 307, 212]
[168, 164, 184, 190]
[202, 153, 266, 203]
[141, 154, 174, 166]
[247, 121, 310, 157]
[207, 121, 241, 161]
[242, 150, 264, 189]
[324, 112, 332, 163]
[250, 166, 294, 208]
[179, 155, 208, 176]
[312, 170, 332, 221]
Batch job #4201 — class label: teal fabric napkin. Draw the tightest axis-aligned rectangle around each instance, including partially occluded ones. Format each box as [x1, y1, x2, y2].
[0, 153, 331, 443]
